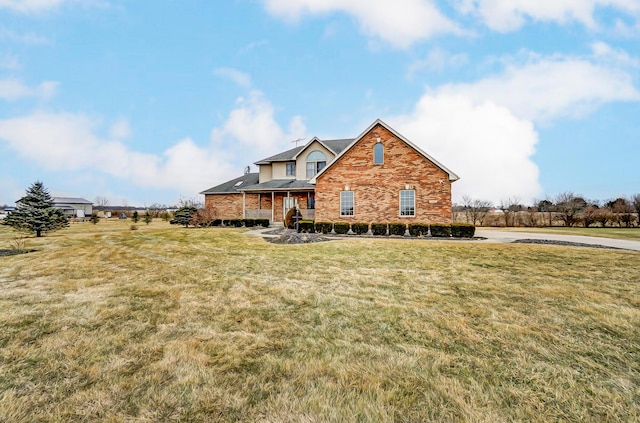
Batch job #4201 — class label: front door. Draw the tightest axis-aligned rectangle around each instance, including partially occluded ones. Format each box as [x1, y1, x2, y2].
[283, 196, 298, 218]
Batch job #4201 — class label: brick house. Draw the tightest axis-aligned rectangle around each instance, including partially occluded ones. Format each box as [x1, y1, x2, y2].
[200, 119, 459, 225]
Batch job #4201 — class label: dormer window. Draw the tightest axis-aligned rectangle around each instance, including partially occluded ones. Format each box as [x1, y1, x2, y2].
[373, 142, 384, 164]
[306, 150, 327, 178]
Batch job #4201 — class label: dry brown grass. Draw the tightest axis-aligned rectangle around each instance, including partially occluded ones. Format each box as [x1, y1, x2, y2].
[1, 220, 639, 422]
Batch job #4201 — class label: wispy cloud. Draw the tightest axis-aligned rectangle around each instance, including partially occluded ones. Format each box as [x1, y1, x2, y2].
[407, 47, 468, 79]
[0, 78, 58, 101]
[213, 67, 252, 88]
[262, 0, 463, 48]
[455, 0, 640, 32]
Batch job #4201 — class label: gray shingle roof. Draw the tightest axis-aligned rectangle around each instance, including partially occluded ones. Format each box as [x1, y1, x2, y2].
[239, 179, 314, 192]
[254, 138, 355, 165]
[53, 197, 92, 204]
[199, 173, 260, 194]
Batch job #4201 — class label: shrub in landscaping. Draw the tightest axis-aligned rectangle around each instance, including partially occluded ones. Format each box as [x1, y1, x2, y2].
[333, 222, 350, 234]
[371, 223, 388, 236]
[256, 219, 270, 228]
[299, 220, 315, 233]
[223, 219, 243, 227]
[243, 219, 256, 228]
[210, 219, 222, 227]
[351, 222, 369, 235]
[389, 222, 407, 236]
[451, 223, 475, 238]
[315, 222, 333, 234]
[430, 223, 451, 237]
[408, 223, 429, 237]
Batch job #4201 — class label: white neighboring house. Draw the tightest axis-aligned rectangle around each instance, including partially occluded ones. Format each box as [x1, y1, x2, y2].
[0, 206, 16, 220]
[53, 197, 93, 218]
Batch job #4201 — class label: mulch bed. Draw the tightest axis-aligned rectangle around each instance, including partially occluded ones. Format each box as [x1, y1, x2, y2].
[0, 249, 36, 257]
[263, 228, 483, 244]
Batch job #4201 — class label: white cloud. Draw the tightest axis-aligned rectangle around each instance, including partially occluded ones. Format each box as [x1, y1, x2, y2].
[262, 0, 462, 48]
[109, 117, 131, 140]
[0, 112, 237, 194]
[0, 28, 52, 45]
[0, 79, 58, 101]
[213, 68, 252, 88]
[211, 90, 306, 158]
[390, 93, 541, 205]
[435, 50, 640, 123]
[456, 0, 640, 32]
[0, 0, 65, 13]
[0, 93, 305, 197]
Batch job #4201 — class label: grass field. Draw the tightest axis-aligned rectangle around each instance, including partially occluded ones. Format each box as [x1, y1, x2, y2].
[480, 226, 640, 241]
[1, 220, 639, 422]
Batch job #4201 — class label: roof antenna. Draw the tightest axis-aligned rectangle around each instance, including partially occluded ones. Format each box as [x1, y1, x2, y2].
[291, 138, 305, 147]
[244, 166, 251, 175]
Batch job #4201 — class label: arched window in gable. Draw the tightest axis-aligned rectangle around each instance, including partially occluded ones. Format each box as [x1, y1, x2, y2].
[373, 142, 384, 164]
[306, 150, 327, 178]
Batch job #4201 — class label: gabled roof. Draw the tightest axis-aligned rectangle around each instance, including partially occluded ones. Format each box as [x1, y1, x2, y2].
[310, 119, 460, 183]
[254, 138, 354, 165]
[53, 197, 92, 204]
[199, 173, 259, 194]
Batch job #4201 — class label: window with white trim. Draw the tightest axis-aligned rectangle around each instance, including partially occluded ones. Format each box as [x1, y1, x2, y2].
[340, 191, 354, 216]
[399, 190, 415, 216]
[306, 150, 327, 178]
[373, 143, 384, 164]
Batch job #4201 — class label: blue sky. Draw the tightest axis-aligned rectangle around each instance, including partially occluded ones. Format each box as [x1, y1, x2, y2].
[1, 0, 639, 207]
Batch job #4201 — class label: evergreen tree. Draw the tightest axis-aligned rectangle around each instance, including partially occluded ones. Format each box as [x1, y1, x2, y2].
[3, 181, 69, 237]
[89, 214, 100, 224]
[132, 210, 139, 223]
[143, 210, 153, 225]
[170, 206, 197, 227]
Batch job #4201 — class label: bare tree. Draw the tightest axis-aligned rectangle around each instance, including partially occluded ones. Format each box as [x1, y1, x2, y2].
[462, 195, 492, 226]
[554, 192, 586, 227]
[499, 197, 521, 227]
[178, 197, 204, 209]
[632, 194, 640, 222]
[94, 196, 110, 208]
[606, 197, 634, 227]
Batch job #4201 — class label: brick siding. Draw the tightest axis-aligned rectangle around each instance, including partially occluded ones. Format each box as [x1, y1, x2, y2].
[314, 124, 453, 224]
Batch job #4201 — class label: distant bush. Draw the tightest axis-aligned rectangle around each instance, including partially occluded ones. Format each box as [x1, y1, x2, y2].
[130, 224, 138, 231]
[389, 223, 406, 236]
[451, 223, 475, 238]
[408, 223, 429, 237]
[351, 222, 369, 235]
[333, 222, 350, 234]
[315, 222, 333, 234]
[430, 224, 451, 237]
[371, 223, 387, 236]
[299, 220, 314, 233]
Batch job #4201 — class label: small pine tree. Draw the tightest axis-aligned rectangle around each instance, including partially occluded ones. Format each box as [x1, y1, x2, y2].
[170, 206, 197, 227]
[132, 210, 139, 223]
[2, 181, 69, 237]
[143, 210, 153, 225]
[89, 214, 100, 224]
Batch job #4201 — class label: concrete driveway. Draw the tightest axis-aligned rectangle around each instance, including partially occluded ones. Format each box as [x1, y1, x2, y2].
[475, 229, 640, 252]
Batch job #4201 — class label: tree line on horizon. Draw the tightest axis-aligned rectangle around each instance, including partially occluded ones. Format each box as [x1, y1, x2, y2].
[455, 192, 640, 228]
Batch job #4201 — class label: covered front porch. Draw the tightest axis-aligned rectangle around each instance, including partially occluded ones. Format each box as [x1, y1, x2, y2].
[240, 186, 316, 224]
